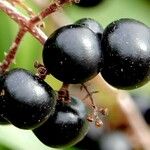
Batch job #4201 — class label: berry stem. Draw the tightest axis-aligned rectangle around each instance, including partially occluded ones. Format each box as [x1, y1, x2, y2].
[30, 0, 76, 25]
[0, 28, 26, 74]
[81, 83, 104, 127]
[58, 83, 70, 102]
[0, 0, 75, 73]
[6, 0, 34, 16]
[0, 1, 47, 44]
[81, 83, 95, 107]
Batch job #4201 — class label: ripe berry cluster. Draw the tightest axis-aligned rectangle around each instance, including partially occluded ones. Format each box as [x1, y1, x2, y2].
[0, 68, 89, 148]
[0, 17, 150, 149]
[43, 18, 150, 90]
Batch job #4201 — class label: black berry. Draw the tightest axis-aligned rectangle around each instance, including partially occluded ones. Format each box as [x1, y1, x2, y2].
[0, 68, 56, 129]
[76, 0, 102, 7]
[75, 18, 103, 38]
[0, 100, 9, 124]
[0, 75, 9, 124]
[43, 24, 103, 84]
[101, 18, 150, 89]
[0, 74, 4, 91]
[33, 96, 89, 148]
[74, 123, 104, 150]
[0, 117, 8, 124]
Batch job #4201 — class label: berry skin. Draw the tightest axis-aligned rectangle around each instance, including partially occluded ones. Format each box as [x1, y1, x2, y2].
[74, 123, 104, 150]
[0, 117, 8, 124]
[101, 18, 150, 89]
[0, 96, 9, 125]
[0, 75, 9, 124]
[0, 74, 4, 91]
[76, 0, 102, 7]
[75, 18, 103, 38]
[0, 68, 56, 129]
[43, 24, 103, 84]
[0, 116, 8, 124]
[33, 97, 89, 148]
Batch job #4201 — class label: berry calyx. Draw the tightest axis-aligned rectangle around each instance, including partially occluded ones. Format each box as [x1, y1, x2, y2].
[33, 96, 89, 148]
[43, 24, 103, 84]
[101, 18, 150, 89]
[0, 68, 57, 129]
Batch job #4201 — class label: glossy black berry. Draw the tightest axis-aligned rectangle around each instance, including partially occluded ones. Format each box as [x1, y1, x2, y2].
[33, 97, 89, 148]
[74, 123, 104, 150]
[0, 68, 56, 129]
[0, 117, 8, 124]
[76, 0, 102, 7]
[0, 75, 9, 124]
[75, 18, 103, 38]
[43, 24, 103, 84]
[0, 74, 4, 91]
[0, 97, 9, 125]
[99, 131, 133, 150]
[101, 18, 150, 89]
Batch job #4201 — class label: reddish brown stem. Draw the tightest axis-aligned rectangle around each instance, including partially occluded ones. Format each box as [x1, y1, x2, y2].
[0, 1, 47, 44]
[58, 83, 70, 102]
[6, 0, 34, 16]
[0, 28, 26, 74]
[0, 0, 74, 73]
[81, 83, 96, 107]
[81, 83, 104, 127]
[30, 0, 74, 24]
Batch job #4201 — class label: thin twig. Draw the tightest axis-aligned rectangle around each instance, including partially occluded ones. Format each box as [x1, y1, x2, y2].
[6, 0, 34, 16]
[30, 0, 73, 24]
[81, 83, 96, 107]
[0, 1, 47, 44]
[0, 0, 74, 72]
[0, 28, 26, 74]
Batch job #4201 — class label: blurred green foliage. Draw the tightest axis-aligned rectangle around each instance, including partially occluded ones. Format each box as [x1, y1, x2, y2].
[0, 0, 150, 150]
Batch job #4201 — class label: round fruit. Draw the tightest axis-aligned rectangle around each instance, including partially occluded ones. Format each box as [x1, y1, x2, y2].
[0, 68, 56, 129]
[0, 74, 4, 91]
[75, 18, 103, 38]
[0, 75, 9, 124]
[74, 123, 104, 150]
[33, 96, 89, 148]
[101, 18, 150, 89]
[0, 96, 9, 125]
[43, 24, 103, 84]
[0, 116, 9, 124]
[76, 0, 102, 7]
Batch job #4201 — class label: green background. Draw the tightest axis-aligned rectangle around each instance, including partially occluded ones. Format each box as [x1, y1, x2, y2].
[0, 0, 150, 149]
